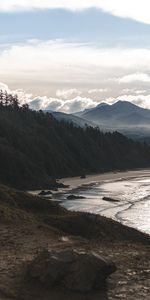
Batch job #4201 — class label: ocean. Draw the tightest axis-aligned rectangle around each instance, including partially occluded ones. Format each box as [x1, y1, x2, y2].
[58, 170, 150, 235]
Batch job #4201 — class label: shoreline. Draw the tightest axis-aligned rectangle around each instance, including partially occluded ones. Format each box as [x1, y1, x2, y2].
[58, 168, 150, 237]
[30, 168, 150, 197]
[30, 168, 150, 238]
[0, 181, 150, 299]
[60, 168, 150, 190]
[29, 168, 150, 195]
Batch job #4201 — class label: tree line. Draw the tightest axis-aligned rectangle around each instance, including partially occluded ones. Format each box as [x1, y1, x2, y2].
[0, 90, 150, 189]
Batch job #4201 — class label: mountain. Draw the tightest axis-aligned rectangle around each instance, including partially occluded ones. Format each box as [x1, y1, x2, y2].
[1, 91, 150, 189]
[76, 101, 150, 138]
[45, 111, 96, 128]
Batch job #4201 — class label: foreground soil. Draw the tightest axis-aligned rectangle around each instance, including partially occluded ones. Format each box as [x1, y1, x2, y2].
[0, 184, 149, 300]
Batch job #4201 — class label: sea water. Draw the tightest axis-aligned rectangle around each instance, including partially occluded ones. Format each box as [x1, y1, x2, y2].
[58, 170, 150, 235]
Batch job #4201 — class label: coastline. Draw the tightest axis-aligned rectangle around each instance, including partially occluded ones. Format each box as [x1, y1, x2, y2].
[30, 168, 150, 237]
[57, 168, 150, 236]
[30, 168, 150, 199]
[0, 182, 150, 299]
[60, 168, 150, 190]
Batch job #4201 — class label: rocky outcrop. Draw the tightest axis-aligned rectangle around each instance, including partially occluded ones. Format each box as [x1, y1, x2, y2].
[103, 197, 120, 203]
[67, 195, 86, 200]
[49, 179, 69, 190]
[29, 249, 116, 293]
[38, 190, 52, 196]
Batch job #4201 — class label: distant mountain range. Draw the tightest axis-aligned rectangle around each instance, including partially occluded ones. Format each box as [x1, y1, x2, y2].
[45, 101, 150, 141]
[76, 100, 150, 139]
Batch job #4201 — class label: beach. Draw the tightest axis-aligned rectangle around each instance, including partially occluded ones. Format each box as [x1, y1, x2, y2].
[54, 169, 150, 235]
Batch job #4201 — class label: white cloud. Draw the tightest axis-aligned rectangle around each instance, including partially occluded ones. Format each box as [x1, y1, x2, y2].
[2, 40, 150, 108]
[1, 40, 150, 87]
[88, 88, 108, 94]
[56, 89, 82, 100]
[135, 90, 147, 94]
[1, 1, 150, 25]
[29, 96, 97, 113]
[0, 81, 33, 104]
[56, 88, 108, 99]
[0, 82, 9, 91]
[2, 80, 150, 113]
[120, 88, 147, 95]
[0, 81, 97, 113]
[119, 73, 150, 83]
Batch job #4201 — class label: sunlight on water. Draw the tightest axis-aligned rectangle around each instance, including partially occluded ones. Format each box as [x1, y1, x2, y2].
[60, 171, 150, 235]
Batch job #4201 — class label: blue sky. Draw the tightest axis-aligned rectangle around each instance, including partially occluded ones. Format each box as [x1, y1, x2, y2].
[1, 9, 150, 46]
[1, 1, 150, 112]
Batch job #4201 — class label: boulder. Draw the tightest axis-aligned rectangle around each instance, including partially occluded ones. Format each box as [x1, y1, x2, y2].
[29, 249, 116, 293]
[103, 197, 119, 203]
[38, 190, 52, 196]
[67, 195, 86, 200]
[49, 179, 69, 190]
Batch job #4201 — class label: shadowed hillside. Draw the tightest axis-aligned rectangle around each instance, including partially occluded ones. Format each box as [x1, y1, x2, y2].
[0, 183, 149, 300]
[0, 91, 150, 189]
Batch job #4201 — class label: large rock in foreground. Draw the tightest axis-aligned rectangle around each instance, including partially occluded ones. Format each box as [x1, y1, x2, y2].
[29, 249, 116, 293]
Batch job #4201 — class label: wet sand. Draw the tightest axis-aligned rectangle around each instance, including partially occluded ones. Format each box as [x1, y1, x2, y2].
[57, 169, 150, 235]
[60, 169, 150, 190]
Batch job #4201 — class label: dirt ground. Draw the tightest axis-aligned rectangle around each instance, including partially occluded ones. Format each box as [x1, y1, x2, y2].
[0, 219, 149, 300]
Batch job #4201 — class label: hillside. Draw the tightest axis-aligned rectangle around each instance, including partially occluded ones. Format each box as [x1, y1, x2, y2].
[0, 183, 149, 300]
[46, 111, 96, 128]
[1, 92, 150, 189]
[77, 100, 150, 138]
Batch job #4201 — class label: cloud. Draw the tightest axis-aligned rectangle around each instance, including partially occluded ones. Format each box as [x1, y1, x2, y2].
[29, 96, 97, 113]
[1, 40, 150, 88]
[2, 40, 150, 109]
[56, 88, 108, 99]
[56, 89, 82, 100]
[2, 81, 150, 113]
[118, 73, 150, 83]
[88, 88, 108, 94]
[1, 1, 150, 25]
[135, 90, 147, 94]
[0, 81, 33, 104]
[0, 81, 97, 113]
[0, 82, 9, 91]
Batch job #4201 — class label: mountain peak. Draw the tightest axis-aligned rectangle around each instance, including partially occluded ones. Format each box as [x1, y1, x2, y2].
[113, 100, 137, 108]
[97, 102, 108, 108]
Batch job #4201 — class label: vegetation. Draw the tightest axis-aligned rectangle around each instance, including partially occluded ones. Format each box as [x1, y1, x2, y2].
[0, 183, 149, 244]
[0, 90, 150, 189]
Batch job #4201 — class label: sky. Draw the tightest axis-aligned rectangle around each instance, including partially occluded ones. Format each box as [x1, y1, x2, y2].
[1, 0, 150, 112]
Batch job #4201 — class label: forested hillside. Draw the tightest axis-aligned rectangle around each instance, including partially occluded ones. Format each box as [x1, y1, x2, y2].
[0, 91, 150, 189]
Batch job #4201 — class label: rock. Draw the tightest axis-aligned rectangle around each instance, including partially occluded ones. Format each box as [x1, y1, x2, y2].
[29, 249, 116, 293]
[38, 190, 52, 196]
[103, 197, 119, 203]
[80, 174, 86, 179]
[67, 195, 86, 200]
[49, 178, 69, 190]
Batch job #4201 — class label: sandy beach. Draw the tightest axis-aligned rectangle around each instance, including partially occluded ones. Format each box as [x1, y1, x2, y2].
[54, 169, 150, 235]
[60, 169, 150, 189]
[29, 169, 150, 235]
